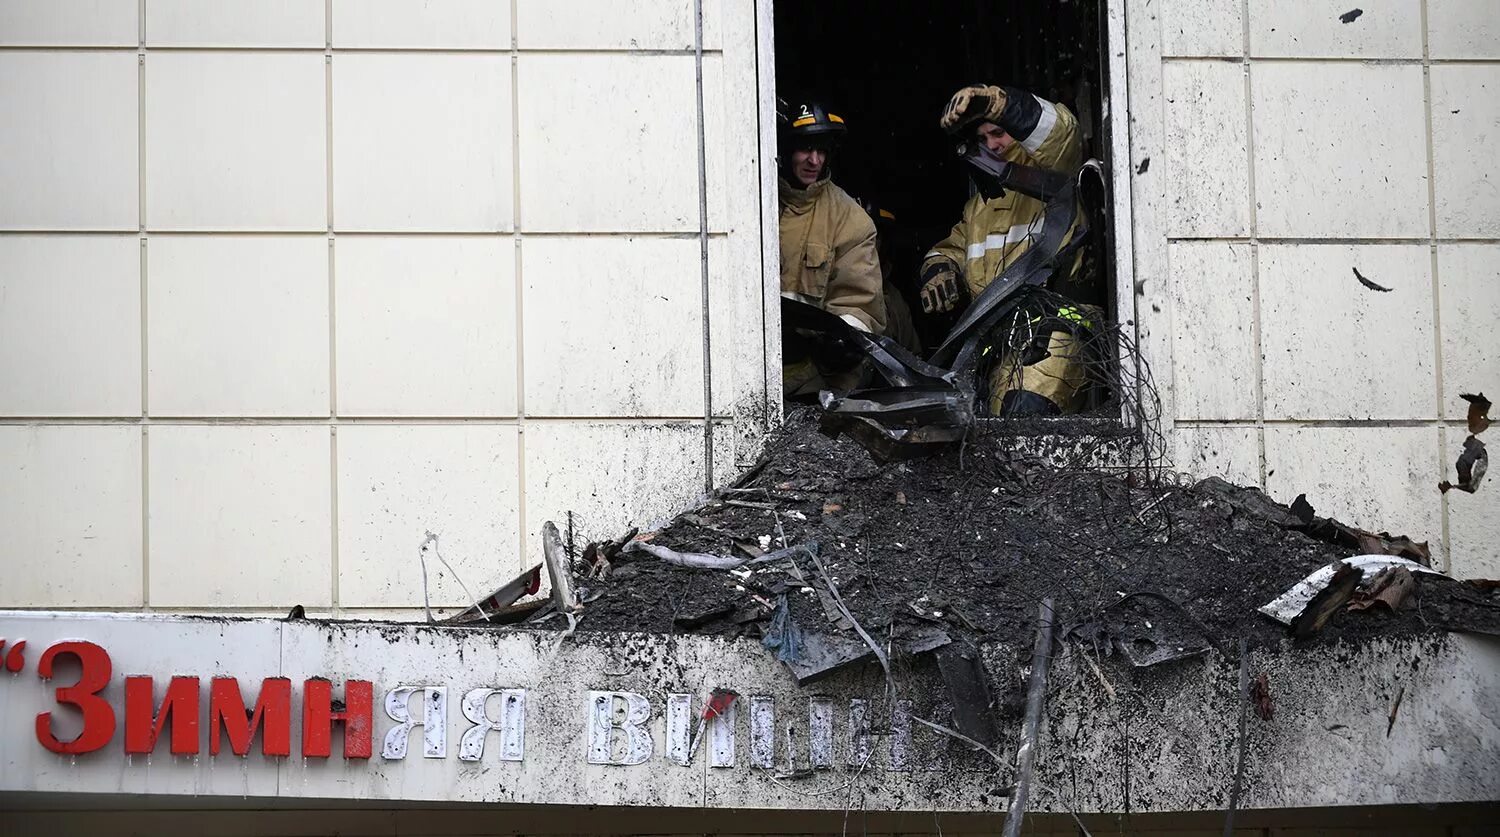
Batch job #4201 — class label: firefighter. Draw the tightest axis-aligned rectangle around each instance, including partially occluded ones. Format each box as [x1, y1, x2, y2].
[920, 84, 1099, 416]
[777, 99, 888, 396]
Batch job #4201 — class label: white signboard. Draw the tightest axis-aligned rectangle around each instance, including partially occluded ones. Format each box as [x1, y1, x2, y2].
[0, 612, 990, 810]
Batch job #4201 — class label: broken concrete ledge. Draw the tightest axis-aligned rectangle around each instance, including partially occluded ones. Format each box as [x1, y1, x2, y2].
[0, 611, 1495, 816]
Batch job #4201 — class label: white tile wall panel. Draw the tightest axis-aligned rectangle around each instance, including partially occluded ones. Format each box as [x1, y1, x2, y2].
[147, 425, 331, 607]
[1172, 424, 1262, 487]
[1159, 0, 1244, 57]
[1168, 241, 1257, 420]
[1264, 425, 1442, 551]
[0, 236, 141, 416]
[336, 424, 521, 608]
[147, 236, 330, 417]
[521, 236, 705, 417]
[1248, 0, 1421, 58]
[1163, 61, 1251, 238]
[1430, 66, 1500, 239]
[144, 53, 326, 231]
[332, 54, 512, 232]
[0, 0, 137, 46]
[1259, 244, 1434, 420]
[704, 50, 758, 414]
[522, 421, 706, 559]
[145, 0, 323, 47]
[700, 53, 733, 235]
[517, 54, 700, 232]
[1446, 471, 1499, 579]
[516, 0, 721, 50]
[1251, 63, 1429, 239]
[1428, 0, 1500, 59]
[0, 426, 142, 607]
[332, 0, 509, 49]
[334, 236, 517, 417]
[706, 233, 752, 416]
[0, 51, 138, 230]
[1436, 244, 1500, 406]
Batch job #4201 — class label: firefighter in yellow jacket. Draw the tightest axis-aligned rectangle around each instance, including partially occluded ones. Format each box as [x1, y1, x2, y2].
[778, 100, 888, 396]
[920, 84, 1097, 416]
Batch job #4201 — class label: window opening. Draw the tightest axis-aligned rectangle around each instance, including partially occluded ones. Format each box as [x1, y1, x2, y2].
[772, 0, 1136, 437]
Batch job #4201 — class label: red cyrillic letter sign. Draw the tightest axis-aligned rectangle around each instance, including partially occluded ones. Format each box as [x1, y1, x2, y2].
[35, 640, 115, 754]
[302, 678, 373, 759]
[209, 677, 291, 757]
[124, 676, 201, 755]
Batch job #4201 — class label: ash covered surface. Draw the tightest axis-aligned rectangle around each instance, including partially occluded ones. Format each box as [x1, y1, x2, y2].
[575, 410, 1493, 654]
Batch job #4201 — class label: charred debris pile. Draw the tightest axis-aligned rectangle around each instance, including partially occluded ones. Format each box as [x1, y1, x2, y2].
[452, 407, 1498, 687]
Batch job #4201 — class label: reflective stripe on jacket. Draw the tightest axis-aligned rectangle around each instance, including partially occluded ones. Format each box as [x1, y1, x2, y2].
[779, 175, 887, 334]
[923, 93, 1084, 297]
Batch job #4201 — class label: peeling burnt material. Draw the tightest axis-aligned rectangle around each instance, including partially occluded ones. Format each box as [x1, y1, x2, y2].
[1439, 435, 1487, 494]
[1348, 565, 1416, 612]
[1460, 392, 1492, 435]
[1290, 561, 1362, 640]
[1442, 393, 1491, 495]
[1250, 672, 1273, 722]
[1287, 492, 1431, 565]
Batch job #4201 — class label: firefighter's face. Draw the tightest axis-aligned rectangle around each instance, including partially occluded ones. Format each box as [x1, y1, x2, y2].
[977, 122, 1014, 153]
[790, 147, 827, 186]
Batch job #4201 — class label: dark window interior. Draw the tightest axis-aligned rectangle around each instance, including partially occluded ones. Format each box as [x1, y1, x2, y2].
[773, 0, 1111, 349]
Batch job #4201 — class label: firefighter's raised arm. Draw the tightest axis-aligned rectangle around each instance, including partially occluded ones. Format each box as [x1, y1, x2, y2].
[940, 84, 1081, 173]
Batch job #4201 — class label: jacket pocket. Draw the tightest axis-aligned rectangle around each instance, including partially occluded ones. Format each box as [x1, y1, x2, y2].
[801, 243, 833, 298]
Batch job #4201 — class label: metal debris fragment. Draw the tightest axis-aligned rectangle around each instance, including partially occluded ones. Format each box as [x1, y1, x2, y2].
[1260, 555, 1441, 626]
[935, 643, 999, 748]
[542, 522, 582, 614]
[1340, 8, 1363, 23]
[1001, 598, 1056, 837]
[447, 565, 544, 624]
[781, 631, 873, 686]
[622, 539, 748, 571]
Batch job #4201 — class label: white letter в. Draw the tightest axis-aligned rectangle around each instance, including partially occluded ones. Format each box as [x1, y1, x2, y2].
[586, 691, 653, 765]
[382, 686, 447, 760]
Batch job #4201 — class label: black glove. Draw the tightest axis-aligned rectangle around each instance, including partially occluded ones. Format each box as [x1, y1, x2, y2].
[919, 260, 965, 314]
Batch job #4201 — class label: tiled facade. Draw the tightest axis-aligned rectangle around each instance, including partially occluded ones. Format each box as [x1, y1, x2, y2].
[1, 0, 1496, 617]
[1143, 0, 1499, 578]
[0, 0, 768, 616]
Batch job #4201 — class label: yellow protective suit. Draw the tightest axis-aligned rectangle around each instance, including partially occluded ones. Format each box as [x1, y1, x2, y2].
[922, 91, 1095, 415]
[779, 175, 886, 334]
[780, 173, 888, 397]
